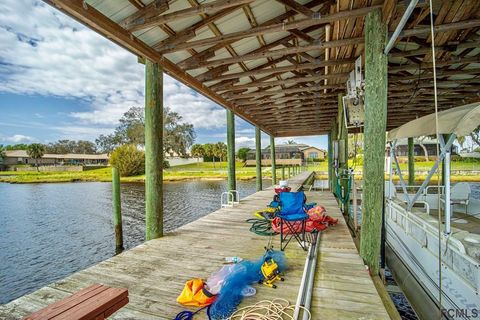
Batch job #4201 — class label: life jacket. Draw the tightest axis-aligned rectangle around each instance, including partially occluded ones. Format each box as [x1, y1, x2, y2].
[177, 279, 216, 307]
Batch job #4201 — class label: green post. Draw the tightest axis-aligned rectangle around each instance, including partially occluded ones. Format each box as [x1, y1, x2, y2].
[270, 135, 276, 185]
[112, 167, 123, 254]
[338, 94, 349, 214]
[288, 166, 291, 178]
[408, 137, 415, 186]
[227, 109, 236, 199]
[331, 119, 338, 196]
[282, 166, 285, 180]
[255, 127, 262, 191]
[145, 60, 164, 241]
[359, 9, 388, 276]
[328, 132, 333, 190]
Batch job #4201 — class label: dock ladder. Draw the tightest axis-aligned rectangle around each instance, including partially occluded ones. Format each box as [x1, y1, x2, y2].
[221, 190, 240, 208]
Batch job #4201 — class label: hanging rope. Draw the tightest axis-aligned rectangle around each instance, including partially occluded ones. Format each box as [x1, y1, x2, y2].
[229, 299, 311, 320]
[427, 0, 443, 317]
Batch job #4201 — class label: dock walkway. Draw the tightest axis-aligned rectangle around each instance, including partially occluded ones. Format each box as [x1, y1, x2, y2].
[0, 172, 389, 319]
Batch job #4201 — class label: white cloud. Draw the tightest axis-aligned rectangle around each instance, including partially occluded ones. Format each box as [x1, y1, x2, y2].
[0, 0, 226, 133]
[0, 134, 36, 143]
[235, 136, 255, 147]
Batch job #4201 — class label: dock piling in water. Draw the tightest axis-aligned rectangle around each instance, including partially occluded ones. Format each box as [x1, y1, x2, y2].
[112, 167, 123, 254]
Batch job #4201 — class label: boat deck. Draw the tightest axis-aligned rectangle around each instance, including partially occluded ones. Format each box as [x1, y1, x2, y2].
[0, 172, 389, 319]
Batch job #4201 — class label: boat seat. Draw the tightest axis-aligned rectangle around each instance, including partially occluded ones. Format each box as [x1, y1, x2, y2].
[441, 182, 471, 212]
[24, 284, 128, 320]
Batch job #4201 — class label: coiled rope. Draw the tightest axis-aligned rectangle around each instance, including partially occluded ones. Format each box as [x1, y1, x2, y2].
[246, 218, 277, 236]
[229, 299, 311, 320]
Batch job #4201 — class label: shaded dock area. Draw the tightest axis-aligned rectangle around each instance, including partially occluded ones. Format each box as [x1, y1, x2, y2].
[0, 172, 389, 319]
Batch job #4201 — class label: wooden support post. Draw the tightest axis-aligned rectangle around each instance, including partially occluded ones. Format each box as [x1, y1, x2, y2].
[408, 137, 415, 186]
[331, 119, 338, 195]
[288, 166, 291, 178]
[360, 9, 388, 276]
[227, 109, 236, 199]
[338, 94, 349, 213]
[145, 60, 164, 241]
[112, 167, 123, 254]
[328, 132, 333, 190]
[255, 126, 262, 191]
[270, 136, 276, 185]
[282, 166, 285, 180]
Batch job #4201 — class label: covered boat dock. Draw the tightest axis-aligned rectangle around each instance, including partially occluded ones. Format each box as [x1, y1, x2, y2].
[2, 0, 480, 318]
[0, 173, 390, 319]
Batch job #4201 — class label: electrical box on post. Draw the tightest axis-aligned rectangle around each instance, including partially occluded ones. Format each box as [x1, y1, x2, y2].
[343, 56, 365, 128]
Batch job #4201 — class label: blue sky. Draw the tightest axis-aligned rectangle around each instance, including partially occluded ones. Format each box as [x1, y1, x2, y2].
[0, 0, 327, 150]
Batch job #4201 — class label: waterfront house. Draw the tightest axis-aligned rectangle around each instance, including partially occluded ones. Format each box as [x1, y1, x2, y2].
[245, 143, 325, 166]
[1, 150, 109, 169]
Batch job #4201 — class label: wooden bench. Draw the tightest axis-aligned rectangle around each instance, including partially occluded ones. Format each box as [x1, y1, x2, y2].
[24, 284, 128, 320]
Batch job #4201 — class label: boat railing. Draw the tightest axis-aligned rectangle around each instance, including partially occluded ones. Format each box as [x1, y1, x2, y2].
[387, 199, 467, 255]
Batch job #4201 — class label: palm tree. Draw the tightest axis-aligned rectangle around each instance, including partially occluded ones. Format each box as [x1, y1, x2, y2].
[203, 143, 215, 168]
[215, 142, 227, 162]
[286, 139, 296, 144]
[27, 143, 45, 167]
[190, 144, 205, 166]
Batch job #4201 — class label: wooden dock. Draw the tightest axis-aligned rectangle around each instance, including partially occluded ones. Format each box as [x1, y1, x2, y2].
[0, 172, 389, 319]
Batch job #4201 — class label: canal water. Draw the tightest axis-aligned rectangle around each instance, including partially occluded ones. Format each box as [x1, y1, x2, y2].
[0, 179, 268, 304]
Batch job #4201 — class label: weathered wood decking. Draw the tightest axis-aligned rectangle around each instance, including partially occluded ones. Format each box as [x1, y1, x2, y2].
[0, 172, 389, 319]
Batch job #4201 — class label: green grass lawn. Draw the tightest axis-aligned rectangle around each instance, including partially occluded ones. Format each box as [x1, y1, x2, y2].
[0, 160, 478, 184]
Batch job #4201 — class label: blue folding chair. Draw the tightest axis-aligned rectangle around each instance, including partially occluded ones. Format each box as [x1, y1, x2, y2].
[277, 191, 309, 251]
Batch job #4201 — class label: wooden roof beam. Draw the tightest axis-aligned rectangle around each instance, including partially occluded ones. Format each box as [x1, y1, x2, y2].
[203, 59, 355, 82]
[274, 0, 318, 17]
[184, 37, 364, 70]
[124, 0, 254, 32]
[157, 5, 381, 53]
[217, 72, 349, 92]
[152, 5, 245, 51]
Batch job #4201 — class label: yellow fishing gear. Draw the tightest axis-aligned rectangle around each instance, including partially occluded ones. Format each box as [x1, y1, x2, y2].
[254, 207, 276, 220]
[177, 278, 215, 307]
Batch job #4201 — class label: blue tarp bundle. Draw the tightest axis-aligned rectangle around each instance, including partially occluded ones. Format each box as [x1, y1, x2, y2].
[208, 250, 287, 319]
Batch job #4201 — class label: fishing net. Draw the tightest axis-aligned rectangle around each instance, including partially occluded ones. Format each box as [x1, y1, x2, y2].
[208, 250, 287, 319]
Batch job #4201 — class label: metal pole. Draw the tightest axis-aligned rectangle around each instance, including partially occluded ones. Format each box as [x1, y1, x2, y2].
[445, 150, 451, 234]
[384, 0, 419, 54]
[255, 127, 262, 191]
[112, 167, 123, 254]
[302, 231, 321, 320]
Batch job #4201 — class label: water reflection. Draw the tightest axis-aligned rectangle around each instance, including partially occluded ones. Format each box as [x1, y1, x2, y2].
[0, 179, 267, 303]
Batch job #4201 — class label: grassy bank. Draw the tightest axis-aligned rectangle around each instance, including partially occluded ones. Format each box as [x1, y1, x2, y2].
[0, 162, 272, 184]
[0, 160, 478, 184]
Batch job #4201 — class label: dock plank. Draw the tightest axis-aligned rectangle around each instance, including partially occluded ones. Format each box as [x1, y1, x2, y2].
[0, 172, 389, 319]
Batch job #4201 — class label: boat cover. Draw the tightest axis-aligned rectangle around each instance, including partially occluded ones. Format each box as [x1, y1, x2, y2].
[387, 102, 480, 141]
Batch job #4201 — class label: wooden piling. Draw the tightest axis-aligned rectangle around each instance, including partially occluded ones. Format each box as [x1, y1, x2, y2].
[328, 132, 333, 190]
[270, 135, 276, 185]
[145, 60, 164, 241]
[255, 127, 262, 191]
[282, 166, 285, 180]
[408, 137, 415, 186]
[227, 109, 236, 198]
[360, 9, 388, 275]
[112, 167, 123, 254]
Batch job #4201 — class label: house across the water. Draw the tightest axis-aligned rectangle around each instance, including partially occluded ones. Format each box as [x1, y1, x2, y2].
[245, 144, 326, 166]
[0, 150, 109, 170]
